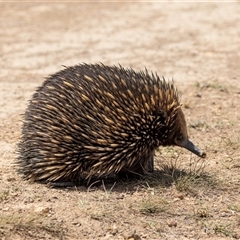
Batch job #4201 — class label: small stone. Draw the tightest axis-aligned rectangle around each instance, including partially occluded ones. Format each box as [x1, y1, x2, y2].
[7, 177, 16, 182]
[177, 194, 184, 200]
[168, 221, 177, 227]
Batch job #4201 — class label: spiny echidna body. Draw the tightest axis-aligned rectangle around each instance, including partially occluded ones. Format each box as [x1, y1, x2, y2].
[18, 63, 206, 183]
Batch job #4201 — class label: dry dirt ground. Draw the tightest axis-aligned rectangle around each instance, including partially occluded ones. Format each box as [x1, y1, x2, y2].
[1, 2, 240, 240]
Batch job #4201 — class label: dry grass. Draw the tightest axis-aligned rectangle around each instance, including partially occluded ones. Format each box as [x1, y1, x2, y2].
[1, 2, 240, 239]
[1, 81, 240, 239]
[0, 211, 66, 239]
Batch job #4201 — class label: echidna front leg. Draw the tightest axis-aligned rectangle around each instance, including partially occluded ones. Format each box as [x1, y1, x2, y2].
[146, 155, 154, 173]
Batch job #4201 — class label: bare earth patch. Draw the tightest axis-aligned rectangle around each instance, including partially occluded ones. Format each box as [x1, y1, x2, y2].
[1, 2, 240, 240]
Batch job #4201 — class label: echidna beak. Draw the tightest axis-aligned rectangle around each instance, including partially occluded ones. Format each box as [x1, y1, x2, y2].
[181, 139, 206, 158]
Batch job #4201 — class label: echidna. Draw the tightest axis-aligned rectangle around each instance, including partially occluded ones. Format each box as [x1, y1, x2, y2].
[18, 63, 206, 183]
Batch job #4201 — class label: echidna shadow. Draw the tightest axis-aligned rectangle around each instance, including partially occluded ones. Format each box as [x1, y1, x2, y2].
[17, 63, 206, 186]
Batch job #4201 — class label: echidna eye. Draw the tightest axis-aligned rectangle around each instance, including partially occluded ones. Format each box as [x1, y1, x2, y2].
[175, 133, 183, 143]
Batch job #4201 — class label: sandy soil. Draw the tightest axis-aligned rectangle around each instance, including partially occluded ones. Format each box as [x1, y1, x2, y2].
[0, 2, 240, 240]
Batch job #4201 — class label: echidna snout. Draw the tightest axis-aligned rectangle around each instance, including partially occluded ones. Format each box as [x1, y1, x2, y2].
[172, 107, 206, 158]
[177, 138, 206, 158]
